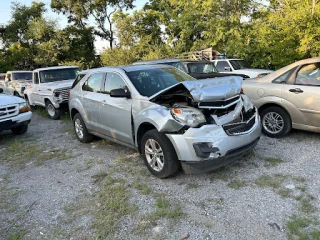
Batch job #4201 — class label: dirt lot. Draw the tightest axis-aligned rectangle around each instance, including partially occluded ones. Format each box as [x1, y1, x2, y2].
[1, 110, 320, 240]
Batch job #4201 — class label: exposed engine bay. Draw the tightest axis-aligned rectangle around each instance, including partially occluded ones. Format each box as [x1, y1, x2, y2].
[148, 77, 256, 134]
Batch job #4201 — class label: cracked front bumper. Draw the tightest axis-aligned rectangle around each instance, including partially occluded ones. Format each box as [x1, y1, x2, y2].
[166, 111, 261, 174]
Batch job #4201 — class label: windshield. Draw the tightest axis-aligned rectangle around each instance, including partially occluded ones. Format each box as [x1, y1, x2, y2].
[40, 68, 79, 83]
[126, 67, 194, 97]
[187, 63, 218, 73]
[12, 72, 32, 80]
[164, 62, 188, 73]
[229, 60, 251, 70]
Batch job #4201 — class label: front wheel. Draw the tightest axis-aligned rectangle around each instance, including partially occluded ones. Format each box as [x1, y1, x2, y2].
[260, 106, 291, 138]
[45, 100, 62, 120]
[11, 125, 28, 135]
[25, 97, 36, 111]
[141, 129, 180, 178]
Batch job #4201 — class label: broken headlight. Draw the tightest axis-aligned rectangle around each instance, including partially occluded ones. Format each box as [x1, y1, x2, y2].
[171, 107, 206, 127]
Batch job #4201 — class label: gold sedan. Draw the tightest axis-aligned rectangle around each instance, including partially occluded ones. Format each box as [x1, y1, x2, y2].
[242, 57, 320, 138]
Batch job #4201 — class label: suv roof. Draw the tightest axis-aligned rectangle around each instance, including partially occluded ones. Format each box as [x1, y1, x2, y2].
[78, 64, 176, 75]
[132, 59, 180, 65]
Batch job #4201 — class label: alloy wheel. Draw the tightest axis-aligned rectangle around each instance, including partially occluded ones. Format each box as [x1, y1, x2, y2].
[74, 118, 84, 139]
[262, 111, 284, 134]
[144, 139, 164, 172]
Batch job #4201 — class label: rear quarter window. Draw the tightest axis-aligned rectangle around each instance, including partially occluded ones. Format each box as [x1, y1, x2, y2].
[72, 73, 86, 88]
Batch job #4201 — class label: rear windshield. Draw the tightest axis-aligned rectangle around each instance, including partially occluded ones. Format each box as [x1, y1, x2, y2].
[126, 67, 194, 97]
[40, 68, 79, 83]
[12, 72, 32, 80]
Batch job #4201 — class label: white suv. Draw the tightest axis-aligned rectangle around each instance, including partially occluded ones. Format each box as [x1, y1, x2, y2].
[212, 59, 273, 78]
[0, 88, 32, 134]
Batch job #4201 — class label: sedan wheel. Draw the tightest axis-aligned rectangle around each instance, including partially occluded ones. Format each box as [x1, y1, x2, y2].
[260, 106, 291, 138]
[262, 112, 284, 134]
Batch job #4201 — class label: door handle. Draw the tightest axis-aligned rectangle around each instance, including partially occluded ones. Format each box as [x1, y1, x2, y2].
[289, 88, 303, 93]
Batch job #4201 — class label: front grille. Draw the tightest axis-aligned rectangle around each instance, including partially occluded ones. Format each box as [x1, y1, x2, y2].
[56, 88, 70, 102]
[0, 104, 19, 120]
[198, 95, 240, 109]
[223, 111, 256, 135]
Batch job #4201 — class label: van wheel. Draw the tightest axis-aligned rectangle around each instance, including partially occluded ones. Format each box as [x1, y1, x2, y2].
[73, 113, 93, 143]
[11, 125, 28, 135]
[260, 106, 291, 138]
[45, 100, 62, 120]
[141, 129, 180, 178]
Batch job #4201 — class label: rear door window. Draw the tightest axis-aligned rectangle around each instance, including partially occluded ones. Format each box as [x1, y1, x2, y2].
[82, 73, 104, 92]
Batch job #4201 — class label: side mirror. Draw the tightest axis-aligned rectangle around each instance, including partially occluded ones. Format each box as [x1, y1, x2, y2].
[224, 67, 232, 72]
[110, 88, 131, 98]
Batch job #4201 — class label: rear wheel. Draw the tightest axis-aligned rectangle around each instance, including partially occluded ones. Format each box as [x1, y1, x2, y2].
[73, 113, 93, 143]
[11, 125, 28, 135]
[141, 129, 180, 178]
[45, 100, 62, 120]
[260, 106, 291, 138]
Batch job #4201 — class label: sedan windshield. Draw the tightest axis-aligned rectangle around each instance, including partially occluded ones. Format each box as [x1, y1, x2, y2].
[40, 68, 79, 83]
[12, 72, 32, 80]
[230, 60, 251, 70]
[187, 63, 218, 73]
[126, 67, 194, 97]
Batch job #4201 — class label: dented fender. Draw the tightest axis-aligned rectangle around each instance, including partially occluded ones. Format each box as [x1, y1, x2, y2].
[132, 99, 185, 146]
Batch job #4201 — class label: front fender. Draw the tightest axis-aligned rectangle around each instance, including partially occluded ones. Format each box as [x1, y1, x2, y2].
[134, 104, 185, 146]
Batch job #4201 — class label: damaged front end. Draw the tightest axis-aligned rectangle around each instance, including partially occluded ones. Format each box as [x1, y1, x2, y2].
[136, 76, 261, 174]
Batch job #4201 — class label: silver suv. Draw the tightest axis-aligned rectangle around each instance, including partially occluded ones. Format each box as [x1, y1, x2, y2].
[69, 65, 261, 178]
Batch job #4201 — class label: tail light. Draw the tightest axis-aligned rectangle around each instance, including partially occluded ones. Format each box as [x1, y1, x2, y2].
[68, 91, 70, 99]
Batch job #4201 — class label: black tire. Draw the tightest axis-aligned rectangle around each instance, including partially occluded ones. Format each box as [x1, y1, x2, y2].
[25, 96, 36, 111]
[11, 125, 28, 135]
[45, 100, 62, 120]
[73, 113, 93, 143]
[141, 129, 180, 178]
[260, 106, 291, 138]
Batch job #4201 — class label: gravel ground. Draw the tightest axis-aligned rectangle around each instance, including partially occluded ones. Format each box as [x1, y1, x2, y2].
[0, 111, 320, 240]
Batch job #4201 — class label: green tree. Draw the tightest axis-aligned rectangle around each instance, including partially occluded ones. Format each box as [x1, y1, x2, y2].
[51, 0, 134, 49]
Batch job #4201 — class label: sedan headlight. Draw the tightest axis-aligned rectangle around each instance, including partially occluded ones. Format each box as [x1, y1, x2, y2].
[19, 102, 30, 113]
[171, 107, 206, 127]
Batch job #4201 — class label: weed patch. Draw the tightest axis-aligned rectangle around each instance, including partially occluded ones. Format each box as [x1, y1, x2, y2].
[93, 177, 137, 238]
[228, 179, 248, 190]
[263, 157, 285, 167]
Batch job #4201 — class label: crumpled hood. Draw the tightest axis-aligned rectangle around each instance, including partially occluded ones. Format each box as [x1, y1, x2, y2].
[150, 76, 242, 103]
[39, 79, 74, 89]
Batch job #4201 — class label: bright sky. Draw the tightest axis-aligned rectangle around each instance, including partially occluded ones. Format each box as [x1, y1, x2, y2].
[0, 0, 148, 52]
